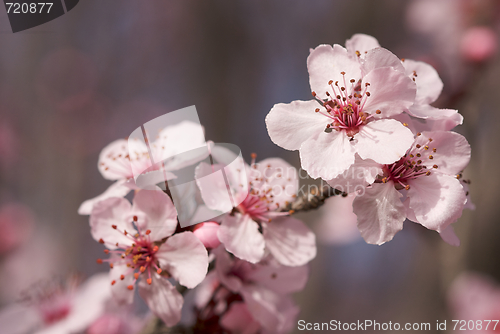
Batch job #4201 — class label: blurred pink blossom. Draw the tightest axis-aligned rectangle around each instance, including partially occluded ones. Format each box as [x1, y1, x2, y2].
[448, 272, 500, 333]
[86, 310, 145, 334]
[195, 247, 307, 334]
[0, 202, 34, 255]
[219, 301, 261, 334]
[0, 273, 111, 334]
[460, 26, 498, 62]
[314, 194, 360, 245]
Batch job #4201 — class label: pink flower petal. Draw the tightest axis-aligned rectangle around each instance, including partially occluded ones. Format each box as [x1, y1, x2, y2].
[0, 304, 40, 334]
[327, 154, 383, 193]
[362, 47, 405, 74]
[246, 259, 309, 294]
[194, 271, 220, 309]
[403, 59, 443, 105]
[241, 286, 299, 334]
[345, 33, 380, 59]
[138, 274, 183, 327]
[265, 100, 327, 151]
[392, 111, 463, 134]
[408, 173, 466, 232]
[214, 246, 245, 293]
[408, 104, 461, 121]
[98, 139, 147, 181]
[90, 198, 134, 249]
[413, 113, 464, 132]
[300, 130, 356, 180]
[352, 182, 406, 245]
[362, 67, 416, 118]
[156, 232, 208, 289]
[54, 273, 111, 333]
[307, 44, 362, 100]
[220, 302, 261, 334]
[439, 225, 460, 247]
[262, 217, 316, 267]
[131, 190, 178, 241]
[416, 131, 471, 175]
[151, 120, 207, 171]
[218, 214, 265, 264]
[355, 119, 414, 164]
[109, 264, 135, 305]
[78, 180, 132, 215]
[195, 162, 234, 213]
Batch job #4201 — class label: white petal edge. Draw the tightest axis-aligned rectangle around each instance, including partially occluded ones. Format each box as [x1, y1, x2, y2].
[353, 182, 406, 245]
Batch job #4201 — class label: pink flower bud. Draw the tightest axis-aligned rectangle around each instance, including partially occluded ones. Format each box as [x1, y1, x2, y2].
[193, 222, 221, 249]
[460, 26, 497, 62]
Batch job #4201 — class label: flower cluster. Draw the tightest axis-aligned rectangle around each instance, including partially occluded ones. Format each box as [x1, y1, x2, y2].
[266, 34, 472, 246]
[0, 273, 145, 334]
[193, 247, 308, 334]
[67, 33, 474, 333]
[76, 120, 316, 331]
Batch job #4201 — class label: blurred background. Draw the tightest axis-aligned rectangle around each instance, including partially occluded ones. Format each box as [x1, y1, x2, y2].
[0, 0, 499, 332]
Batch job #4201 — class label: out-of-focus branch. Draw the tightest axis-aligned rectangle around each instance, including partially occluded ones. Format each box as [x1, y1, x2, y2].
[139, 318, 192, 334]
[280, 184, 346, 213]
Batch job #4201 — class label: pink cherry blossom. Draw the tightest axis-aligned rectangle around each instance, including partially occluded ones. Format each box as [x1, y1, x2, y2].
[90, 189, 208, 327]
[0, 273, 111, 334]
[196, 156, 316, 266]
[439, 176, 475, 247]
[461, 26, 498, 62]
[351, 130, 470, 245]
[195, 247, 306, 334]
[266, 40, 416, 180]
[79, 121, 206, 215]
[345, 34, 464, 130]
[219, 302, 261, 334]
[87, 313, 143, 334]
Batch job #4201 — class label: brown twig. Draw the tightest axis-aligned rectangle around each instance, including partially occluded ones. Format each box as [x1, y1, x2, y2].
[280, 184, 346, 213]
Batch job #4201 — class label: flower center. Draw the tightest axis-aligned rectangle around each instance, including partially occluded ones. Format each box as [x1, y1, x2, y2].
[313, 72, 376, 138]
[235, 154, 293, 222]
[97, 216, 163, 290]
[378, 134, 438, 190]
